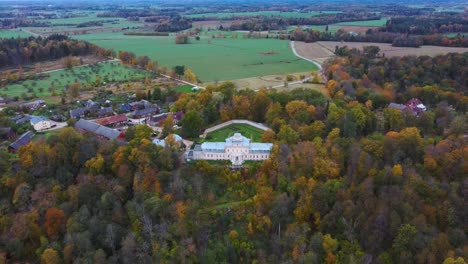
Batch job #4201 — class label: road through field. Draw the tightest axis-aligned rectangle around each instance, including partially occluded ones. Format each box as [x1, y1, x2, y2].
[290, 41, 323, 70]
[270, 41, 326, 89]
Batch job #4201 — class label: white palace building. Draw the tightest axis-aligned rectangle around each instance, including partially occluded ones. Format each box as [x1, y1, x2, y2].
[187, 133, 273, 166]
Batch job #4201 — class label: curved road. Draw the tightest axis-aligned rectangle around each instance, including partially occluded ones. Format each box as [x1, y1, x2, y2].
[290, 41, 323, 70]
[271, 41, 326, 89]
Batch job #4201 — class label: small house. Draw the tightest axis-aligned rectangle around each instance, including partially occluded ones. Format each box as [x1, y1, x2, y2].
[405, 98, 427, 115]
[30, 116, 53, 131]
[97, 107, 114, 118]
[11, 115, 31, 124]
[131, 107, 160, 119]
[22, 100, 46, 110]
[69, 108, 88, 119]
[119, 103, 133, 113]
[152, 134, 184, 148]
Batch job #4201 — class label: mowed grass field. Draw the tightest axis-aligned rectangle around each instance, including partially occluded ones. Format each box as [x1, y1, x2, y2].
[74, 32, 317, 81]
[335, 18, 389, 27]
[172, 85, 197, 93]
[205, 124, 264, 142]
[1, 62, 147, 98]
[184, 11, 341, 19]
[0, 30, 32, 38]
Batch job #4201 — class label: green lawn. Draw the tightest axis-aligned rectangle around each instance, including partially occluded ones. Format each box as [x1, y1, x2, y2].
[74, 32, 317, 81]
[335, 18, 389, 27]
[205, 124, 264, 142]
[0, 62, 148, 98]
[172, 85, 197, 93]
[0, 30, 32, 39]
[184, 11, 341, 19]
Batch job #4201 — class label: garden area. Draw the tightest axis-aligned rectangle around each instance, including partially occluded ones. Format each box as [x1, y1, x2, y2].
[204, 124, 265, 142]
[0, 62, 148, 99]
[171, 85, 197, 93]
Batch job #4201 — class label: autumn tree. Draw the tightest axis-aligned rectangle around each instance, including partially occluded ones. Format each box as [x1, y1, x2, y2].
[41, 248, 61, 264]
[184, 69, 197, 83]
[45, 208, 65, 238]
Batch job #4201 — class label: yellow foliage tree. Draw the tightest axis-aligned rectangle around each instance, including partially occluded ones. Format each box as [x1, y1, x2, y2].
[392, 164, 403, 177]
[184, 69, 197, 83]
[41, 248, 62, 264]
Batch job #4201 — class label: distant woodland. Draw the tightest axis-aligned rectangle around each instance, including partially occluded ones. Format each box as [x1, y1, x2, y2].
[0, 35, 113, 68]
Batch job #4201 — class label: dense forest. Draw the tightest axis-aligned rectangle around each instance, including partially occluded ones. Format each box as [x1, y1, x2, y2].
[324, 50, 467, 110]
[382, 14, 468, 35]
[0, 50, 466, 263]
[0, 35, 111, 68]
[226, 13, 381, 31]
[145, 16, 193, 33]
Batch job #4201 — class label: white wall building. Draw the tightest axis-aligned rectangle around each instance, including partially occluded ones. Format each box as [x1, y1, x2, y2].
[30, 116, 52, 131]
[188, 133, 273, 166]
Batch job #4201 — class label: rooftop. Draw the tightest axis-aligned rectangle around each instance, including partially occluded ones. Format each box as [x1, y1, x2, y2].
[30, 116, 49, 125]
[9, 131, 35, 150]
[75, 119, 120, 140]
[95, 114, 128, 126]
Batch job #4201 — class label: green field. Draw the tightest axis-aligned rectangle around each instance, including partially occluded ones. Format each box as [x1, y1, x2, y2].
[185, 11, 341, 19]
[335, 18, 389, 27]
[0, 30, 32, 39]
[205, 124, 264, 142]
[1, 62, 148, 98]
[172, 85, 198, 93]
[74, 32, 316, 81]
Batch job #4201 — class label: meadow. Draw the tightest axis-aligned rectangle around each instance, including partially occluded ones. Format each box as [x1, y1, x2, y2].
[205, 124, 264, 142]
[334, 18, 389, 27]
[171, 85, 197, 93]
[1, 62, 148, 98]
[184, 11, 341, 19]
[0, 30, 32, 39]
[74, 32, 317, 81]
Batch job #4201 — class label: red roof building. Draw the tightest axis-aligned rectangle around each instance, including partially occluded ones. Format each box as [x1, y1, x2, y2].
[94, 114, 128, 127]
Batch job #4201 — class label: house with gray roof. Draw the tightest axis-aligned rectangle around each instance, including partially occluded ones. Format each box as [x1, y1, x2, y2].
[75, 119, 121, 140]
[8, 131, 35, 152]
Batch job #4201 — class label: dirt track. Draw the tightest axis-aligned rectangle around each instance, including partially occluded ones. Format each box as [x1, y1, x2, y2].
[294, 41, 468, 64]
